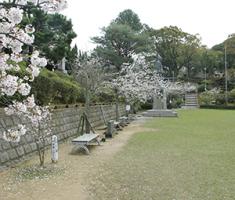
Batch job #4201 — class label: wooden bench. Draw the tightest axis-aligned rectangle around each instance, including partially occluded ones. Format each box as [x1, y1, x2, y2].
[72, 133, 100, 154]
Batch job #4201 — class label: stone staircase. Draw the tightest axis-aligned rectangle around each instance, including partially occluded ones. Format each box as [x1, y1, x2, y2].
[182, 93, 199, 109]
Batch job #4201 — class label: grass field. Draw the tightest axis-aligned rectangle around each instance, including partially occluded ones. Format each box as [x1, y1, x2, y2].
[88, 109, 235, 200]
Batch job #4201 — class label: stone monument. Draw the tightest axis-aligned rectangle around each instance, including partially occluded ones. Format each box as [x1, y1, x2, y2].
[143, 54, 177, 117]
[143, 89, 177, 117]
[58, 57, 67, 74]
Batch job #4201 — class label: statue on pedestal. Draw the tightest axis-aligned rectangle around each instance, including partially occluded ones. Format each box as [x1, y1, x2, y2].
[143, 53, 177, 117]
[57, 57, 67, 74]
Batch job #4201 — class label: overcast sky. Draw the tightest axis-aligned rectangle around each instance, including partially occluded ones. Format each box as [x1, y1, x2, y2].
[62, 0, 235, 51]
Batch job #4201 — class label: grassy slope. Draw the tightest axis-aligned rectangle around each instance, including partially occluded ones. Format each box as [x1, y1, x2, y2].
[88, 109, 235, 200]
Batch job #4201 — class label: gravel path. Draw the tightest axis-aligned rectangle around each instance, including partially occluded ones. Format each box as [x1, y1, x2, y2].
[0, 117, 148, 200]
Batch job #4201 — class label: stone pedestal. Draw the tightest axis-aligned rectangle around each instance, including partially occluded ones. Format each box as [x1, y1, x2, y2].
[143, 109, 177, 117]
[143, 91, 177, 117]
[153, 96, 163, 109]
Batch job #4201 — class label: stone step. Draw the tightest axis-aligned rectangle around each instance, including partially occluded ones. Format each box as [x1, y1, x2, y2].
[186, 99, 197, 101]
[185, 101, 198, 104]
[186, 99, 198, 101]
[186, 96, 197, 99]
[184, 93, 199, 109]
[185, 104, 198, 106]
[181, 105, 199, 109]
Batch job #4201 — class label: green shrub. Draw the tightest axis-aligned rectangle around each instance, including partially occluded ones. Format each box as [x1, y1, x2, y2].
[199, 91, 217, 105]
[199, 91, 234, 106]
[31, 69, 84, 105]
[93, 87, 115, 103]
[140, 101, 152, 110]
[200, 105, 235, 109]
[215, 93, 226, 105]
[0, 64, 84, 106]
[229, 89, 235, 103]
[167, 94, 184, 109]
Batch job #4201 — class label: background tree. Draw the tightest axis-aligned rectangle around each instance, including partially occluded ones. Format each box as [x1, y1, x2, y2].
[149, 26, 201, 79]
[92, 9, 151, 71]
[73, 58, 105, 133]
[212, 35, 235, 69]
[22, 8, 77, 69]
[114, 9, 143, 31]
[66, 45, 79, 74]
[178, 34, 201, 79]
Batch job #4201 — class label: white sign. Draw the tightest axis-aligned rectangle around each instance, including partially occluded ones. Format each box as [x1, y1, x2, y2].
[51, 135, 58, 163]
[126, 105, 131, 111]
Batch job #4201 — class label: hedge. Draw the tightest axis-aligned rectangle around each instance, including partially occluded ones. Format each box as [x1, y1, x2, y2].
[31, 69, 84, 105]
[200, 105, 235, 110]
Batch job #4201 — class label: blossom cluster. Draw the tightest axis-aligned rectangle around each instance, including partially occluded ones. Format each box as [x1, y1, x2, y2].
[3, 95, 52, 142]
[3, 124, 26, 143]
[166, 82, 197, 94]
[110, 55, 165, 102]
[108, 54, 196, 103]
[14, 0, 67, 12]
[0, 0, 66, 142]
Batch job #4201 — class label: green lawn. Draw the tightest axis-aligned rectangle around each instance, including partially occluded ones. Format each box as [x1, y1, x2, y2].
[88, 109, 235, 200]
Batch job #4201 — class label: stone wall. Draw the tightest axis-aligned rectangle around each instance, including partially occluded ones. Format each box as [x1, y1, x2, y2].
[0, 104, 125, 168]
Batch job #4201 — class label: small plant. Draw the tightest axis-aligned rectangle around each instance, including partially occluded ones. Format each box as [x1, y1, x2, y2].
[15, 165, 64, 181]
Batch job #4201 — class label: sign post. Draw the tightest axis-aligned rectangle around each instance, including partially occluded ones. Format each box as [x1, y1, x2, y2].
[51, 135, 58, 163]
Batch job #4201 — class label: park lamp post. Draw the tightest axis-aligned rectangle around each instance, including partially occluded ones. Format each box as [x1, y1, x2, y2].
[204, 67, 207, 91]
[224, 45, 228, 105]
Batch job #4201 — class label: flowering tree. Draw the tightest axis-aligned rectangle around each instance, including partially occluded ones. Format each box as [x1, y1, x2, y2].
[107, 54, 196, 114]
[0, 0, 67, 166]
[73, 58, 105, 133]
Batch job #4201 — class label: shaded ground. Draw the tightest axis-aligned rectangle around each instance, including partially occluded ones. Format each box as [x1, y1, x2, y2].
[0, 116, 147, 200]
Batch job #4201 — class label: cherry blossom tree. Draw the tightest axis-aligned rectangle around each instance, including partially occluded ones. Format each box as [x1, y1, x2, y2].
[73, 58, 105, 133]
[106, 54, 196, 115]
[0, 0, 67, 166]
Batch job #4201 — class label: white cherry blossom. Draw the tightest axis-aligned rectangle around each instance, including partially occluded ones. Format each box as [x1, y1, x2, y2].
[0, 0, 67, 143]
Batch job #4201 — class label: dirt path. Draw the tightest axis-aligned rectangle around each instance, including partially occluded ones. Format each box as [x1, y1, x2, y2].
[0, 117, 148, 200]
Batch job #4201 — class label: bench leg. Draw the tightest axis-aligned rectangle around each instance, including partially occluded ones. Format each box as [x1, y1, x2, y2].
[96, 138, 101, 146]
[77, 145, 90, 155]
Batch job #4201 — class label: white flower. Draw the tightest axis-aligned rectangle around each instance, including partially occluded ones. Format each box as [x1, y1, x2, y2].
[0, 0, 60, 143]
[26, 95, 36, 108]
[4, 107, 15, 116]
[39, 57, 47, 67]
[3, 129, 21, 143]
[18, 83, 31, 96]
[1, 75, 18, 96]
[15, 102, 28, 113]
[18, 124, 27, 136]
[31, 65, 40, 77]
[2, 124, 27, 143]
[31, 53, 47, 67]
[16, 0, 28, 6]
[7, 7, 23, 25]
[11, 53, 23, 63]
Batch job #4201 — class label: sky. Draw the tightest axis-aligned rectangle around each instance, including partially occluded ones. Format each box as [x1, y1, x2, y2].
[62, 0, 235, 51]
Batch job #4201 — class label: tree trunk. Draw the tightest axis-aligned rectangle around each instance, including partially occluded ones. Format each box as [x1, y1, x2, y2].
[36, 140, 45, 167]
[85, 87, 91, 133]
[115, 89, 119, 122]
